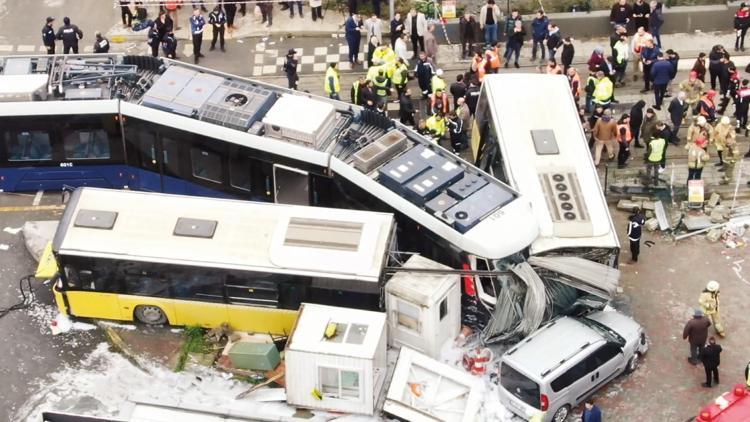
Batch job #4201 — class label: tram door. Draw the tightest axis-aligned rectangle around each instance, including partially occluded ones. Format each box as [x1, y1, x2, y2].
[273, 164, 309, 205]
[136, 133, 185, 194]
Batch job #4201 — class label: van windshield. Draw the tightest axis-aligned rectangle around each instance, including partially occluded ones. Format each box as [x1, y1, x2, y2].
[501, 362, 540, 409]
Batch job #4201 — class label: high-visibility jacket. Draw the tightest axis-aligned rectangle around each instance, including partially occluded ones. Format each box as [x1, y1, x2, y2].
[431, 93, 449, 114]
[616, 123, 631, 143]
[569, 72, 582, 97]
[373, 46, 397, 65]
[366, 64, 382, 82]
[477, 59, 488, 82]
[613, 41, 629, 65]
[391, 63, 408, 86]
[425, 115, 446, 138]
[593, 77, 613, 104]
[431, 75, 446, 95]
[698, 96, 716, 120]
[647, 137, 666, 162]
[351, 81, 361, 105]
[373, 76, 389, 98]
[489, 48, 501, 70]
[324, 67, 340, 95]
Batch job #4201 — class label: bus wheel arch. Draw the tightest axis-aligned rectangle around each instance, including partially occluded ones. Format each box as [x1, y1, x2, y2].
[134, 305, 168, 325]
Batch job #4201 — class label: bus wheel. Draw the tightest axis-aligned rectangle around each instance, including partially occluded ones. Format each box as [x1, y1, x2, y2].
[134, 305, 167, 325]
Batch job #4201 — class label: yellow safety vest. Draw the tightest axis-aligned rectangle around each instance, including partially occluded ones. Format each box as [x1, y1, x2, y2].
[366, 64, 381, 82]
[593, 78, 613, 103]
[391, 64, 408, 86]
[373, 46, 397, 65]
[351, 81, 360, 105]
[425, 115, 446, 138]
[324, 67, 340, 94]
[431, 75, 446, 95]
[647, 137, 666, 162]
[373, 76, 389, 97]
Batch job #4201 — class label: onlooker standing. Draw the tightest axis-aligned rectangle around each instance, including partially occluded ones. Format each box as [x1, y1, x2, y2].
[736, 79, 750, 135]
[561, 37, 575, 74]
[734, 3, 750, 52]
[225, 0, 237, 31]
[587, 46, 605, 73]
[649, 1, 664, 47]
[415, 51, 435, 98]
[640, 107, 658, 146]
[56, 17, 83, 54]
[683, 309, 711, 365]
[708, 45, 726, 90]
[692, 52, 707, 82]
[504, 9, 522, 44]
[364, 14, 383, 46]
[399, 89, 416, 126]
[148, 23, 161, 57]
[546, 24, 562, 60]
[189, 9, 206, 64]
[345, 14, 363, 67]
[530, 10, 549, 62]
[424, 24, 438, 63]
[504, 21, 525, 68]
[208, 5, 226, 52]
[459, 12, 478, 59]
[450, 74, 467, 109]
[93, 32, 110, 53]
[609, 0, 632, 28]
[592, 109, 618, 166]
[260, 2, 273, 27]
[568, 67, 582, 104]
[632, 0, 650, 32]
[288, 0, 303, 18]
[405, 8, 427, 57]
[616, 114, 632, 168]
[631, 27, 653, 81]
[390, 13, 404, 49]
[284, 49, 299, 90]
[120, 1, 134, 28]
[371, 0, 381, 18]
[639, 39, 659, 93]
[613, 35, 629, 85]
[627, 206, 645, 262]
[479, 0, 501, 46]
[609, 25, 627, 56]
[650, 52, 672, 109]
[42, 17, 56, 55]
[582, 399, 602, 422]
[311, 0, 324, 22]
[665, 48, 680, 95]
[700, 337, 722, 388]
[155, 11, 173, 43]
[668, 92, 688, 144]
[630, 100, 647, 147]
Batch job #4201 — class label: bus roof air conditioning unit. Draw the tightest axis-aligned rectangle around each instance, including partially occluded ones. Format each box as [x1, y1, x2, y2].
[198, 80, 277, 131]
[262, 94, 337, 149]
[352, 129, 407, 173]
[539, 169, 594, 237]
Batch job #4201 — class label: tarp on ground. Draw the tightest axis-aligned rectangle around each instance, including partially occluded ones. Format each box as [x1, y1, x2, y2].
[527, 256, 620, 300]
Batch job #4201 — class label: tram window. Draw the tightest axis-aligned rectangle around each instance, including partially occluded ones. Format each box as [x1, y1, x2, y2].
[161, 137, 181, 177]
[230, 155, 252, 192]
[63, 129, 111, 160]
[170, 271, 224, 303]
[4, 131, 52, 161]
[190, 148, 223, 183]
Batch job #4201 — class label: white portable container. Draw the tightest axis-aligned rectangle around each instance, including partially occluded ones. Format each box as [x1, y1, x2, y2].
[285, 303, 387, 415]
[385, 255, 461, 359]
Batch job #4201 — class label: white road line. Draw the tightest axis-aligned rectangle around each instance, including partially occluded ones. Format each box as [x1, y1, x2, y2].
[0, 45, 13, 52]
[32, 190, 44, 206]
[39, 45, 47, 52]
[17, 45, 37, 52]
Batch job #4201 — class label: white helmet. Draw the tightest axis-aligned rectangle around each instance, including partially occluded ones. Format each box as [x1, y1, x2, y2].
[706, 280, 720, 292]
[436, 69, 444, 76]
[720, 116, 730, 125]
[697, 116, 707, 125]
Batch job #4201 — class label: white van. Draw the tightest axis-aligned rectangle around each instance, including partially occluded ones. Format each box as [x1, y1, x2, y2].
[498, 311, 648, 422]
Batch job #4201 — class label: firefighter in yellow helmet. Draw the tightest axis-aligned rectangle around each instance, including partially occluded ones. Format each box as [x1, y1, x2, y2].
[699, 280, 725, 337]
[323, 62, 341, 100]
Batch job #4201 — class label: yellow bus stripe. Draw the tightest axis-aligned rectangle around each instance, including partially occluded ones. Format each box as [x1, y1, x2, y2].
[0, 205, 65, 212]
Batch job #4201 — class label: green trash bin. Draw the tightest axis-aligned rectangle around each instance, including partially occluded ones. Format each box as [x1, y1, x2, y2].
[228, 342, 281, 371]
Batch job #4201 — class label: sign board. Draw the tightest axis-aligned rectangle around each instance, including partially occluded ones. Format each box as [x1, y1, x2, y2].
[687, 179, 704, 207]
[442, 0, 456, 18]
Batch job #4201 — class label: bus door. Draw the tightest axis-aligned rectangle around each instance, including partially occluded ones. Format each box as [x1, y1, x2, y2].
[273, 164, 310, 205]
[225, 277, 297, 335]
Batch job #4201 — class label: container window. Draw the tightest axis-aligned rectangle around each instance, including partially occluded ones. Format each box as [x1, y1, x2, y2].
[318, 366, 361, 400]
[439, 297, 448, 321]
[190, 148, 223, 183]
[4, 131, 52, 161]
[63, 129, 110, 159]
[396, 300, 420, 333]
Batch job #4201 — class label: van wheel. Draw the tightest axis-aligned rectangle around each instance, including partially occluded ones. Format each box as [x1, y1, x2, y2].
[134, 305, 167, 325]
[552, 405, 570, 422]
[625, 353, 640, 373]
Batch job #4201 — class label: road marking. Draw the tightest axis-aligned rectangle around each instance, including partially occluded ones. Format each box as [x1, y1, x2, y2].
[0, 45, 13, 52]
[39, 46, 47, 52]
[17, 45, 37, 52]
[32, 190, 44, 206]
[0, 205, 65, 213]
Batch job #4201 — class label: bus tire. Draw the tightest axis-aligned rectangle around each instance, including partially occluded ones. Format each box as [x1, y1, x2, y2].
[134, 305, 167, 325]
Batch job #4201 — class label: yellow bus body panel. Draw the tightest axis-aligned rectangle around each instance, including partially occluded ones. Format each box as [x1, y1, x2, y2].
[52, 280, 68, 316]
[65, 290, 125, 321]
[227, 305, 298, 335]
[171, 300, 228, 329]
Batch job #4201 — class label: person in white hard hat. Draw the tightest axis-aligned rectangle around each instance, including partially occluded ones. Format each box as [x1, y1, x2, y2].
[699, 280, 725, 337]
[686, 115, 713, 146]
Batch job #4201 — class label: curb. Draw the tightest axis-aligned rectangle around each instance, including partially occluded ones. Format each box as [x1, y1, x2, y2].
[100, 323, 152, 375]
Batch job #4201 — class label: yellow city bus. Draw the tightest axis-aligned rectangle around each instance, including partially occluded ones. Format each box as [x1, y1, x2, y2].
[48, 188, 396, 335]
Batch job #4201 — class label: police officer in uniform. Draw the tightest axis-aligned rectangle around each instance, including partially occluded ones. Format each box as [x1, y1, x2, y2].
[93, 32, 110, 53]
[189, 8, 206, 64]
[42, 17, 56, 54]
[163, 31, 178, 59]
[208, 5, 226, 52]
[56, 17, 83, 54]
[284, 49, 299, 90]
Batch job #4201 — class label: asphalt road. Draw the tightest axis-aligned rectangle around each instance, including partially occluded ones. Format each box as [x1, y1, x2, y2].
[0, 192, 105, 420]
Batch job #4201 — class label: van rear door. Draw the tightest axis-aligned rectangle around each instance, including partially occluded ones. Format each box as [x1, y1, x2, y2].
[500, 361, 541, 414]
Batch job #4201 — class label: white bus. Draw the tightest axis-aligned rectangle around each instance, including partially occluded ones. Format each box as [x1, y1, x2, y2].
[469, 74, 620, 311]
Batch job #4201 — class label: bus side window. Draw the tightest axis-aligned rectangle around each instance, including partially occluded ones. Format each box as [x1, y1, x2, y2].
[225, 274, 279, 308]
[170, 270, 224, 303]
[122, 265, 170, 298]
[63, 265, 79, 288]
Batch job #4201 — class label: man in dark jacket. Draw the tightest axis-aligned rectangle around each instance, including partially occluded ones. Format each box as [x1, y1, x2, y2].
[42, 17, 56, 54]
[56, 17, 83, 54]
[284, 49, 299, 90]
[449, 74, 467, 109]
[465, 80, 480, 115]
[561, 37, 575, 74]
[683, 309, 711, 365]
[609, 0, 632, 28]
[93, 32, 110, 53]
[399, 89, 416, 126]
[632, 0, 650, 31]
[650, 52, 672, 109]
[700, 337, 722, 387]
[640, 39, 660, 93]
[627, 207, 645, 262]
[208, 5, 227, 52]
[415, 51, 434, 99]
[630, 100, 647, 147]
[530, 10, 549, 62]
[458, 12, 477, 59]
[582, 400, 602, 422]
[609, 25, 626, 55]
[668, 91, 687, 144]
